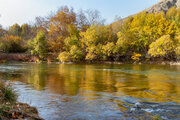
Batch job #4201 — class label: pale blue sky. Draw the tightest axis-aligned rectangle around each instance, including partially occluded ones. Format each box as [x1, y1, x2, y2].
[0, 0, 159, 28]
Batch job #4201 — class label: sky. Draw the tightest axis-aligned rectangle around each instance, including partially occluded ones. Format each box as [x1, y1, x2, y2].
[0, 0, 159, 28]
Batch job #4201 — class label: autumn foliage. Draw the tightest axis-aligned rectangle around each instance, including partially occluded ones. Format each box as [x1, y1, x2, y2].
[0, 6, 180, 62]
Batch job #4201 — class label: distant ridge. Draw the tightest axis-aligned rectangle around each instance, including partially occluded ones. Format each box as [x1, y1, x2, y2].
[145, 0, 180, 13]
[111, 0, 180, 33]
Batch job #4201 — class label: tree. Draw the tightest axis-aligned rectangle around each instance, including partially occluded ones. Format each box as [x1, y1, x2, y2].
[76, 10, 90, 31]
[114, 32, 131, 55]
[0, 26, 7, 37]
[69, 45, 84, 61]
[86, 9, 105, 26]
[21, 24, 31, 39]
[166, 6, 177, 20]
[129, 12, 175, 52]
[9, 24, 22, 36]
[48, 6, 77, 53]
[57, 52, 71, 62]
[102, 42, 115, 57]
[28, 31, 48, 60]
[175, 28, 180, 59]
[175, 8, 180, 27]
[148, 35, 175, 59]
[0, 35, 25, 53]
[114, 12, 176, 58]
[80, 25, 115, 60]
[76, 9, 105, 32]
[35, 16, 51, 30]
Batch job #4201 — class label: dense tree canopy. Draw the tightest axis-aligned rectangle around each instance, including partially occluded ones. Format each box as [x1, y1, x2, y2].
[148, 35, 176, 58]
[0, 6, 180, 62]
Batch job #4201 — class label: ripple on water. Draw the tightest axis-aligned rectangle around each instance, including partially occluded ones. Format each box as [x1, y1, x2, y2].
[0, 63, 180, 120]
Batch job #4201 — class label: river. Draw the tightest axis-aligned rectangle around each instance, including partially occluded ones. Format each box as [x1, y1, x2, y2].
[0, 63, 180, 120]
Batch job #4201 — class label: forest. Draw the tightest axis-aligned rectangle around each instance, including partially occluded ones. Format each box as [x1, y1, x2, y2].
[0, 6, 180, 63]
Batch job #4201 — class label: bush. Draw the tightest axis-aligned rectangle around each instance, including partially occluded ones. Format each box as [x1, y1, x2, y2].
[131, 53, 142, 61]
[0, 35, 26, 53]
[148, 35, 175, 58]
[70, 45, 85, 62]
[57, 52, 71, 62]
[102, 42, 115, 57]
[85, 52, 97, 61]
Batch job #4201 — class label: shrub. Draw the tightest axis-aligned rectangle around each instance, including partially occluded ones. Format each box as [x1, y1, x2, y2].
[85, 52, 97, 61]
[131, 53, 142, 61]
[148, 35, 175, 58]
[57, 52, 71, 62]
[102, 42, 115, 57]
[0, 35, 26, 53]
[70, 45, 84, 62]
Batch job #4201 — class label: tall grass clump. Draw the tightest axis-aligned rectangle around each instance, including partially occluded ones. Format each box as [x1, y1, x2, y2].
[0, 82, 17, 104]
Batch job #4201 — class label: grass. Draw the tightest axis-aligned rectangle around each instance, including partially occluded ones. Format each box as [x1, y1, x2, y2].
[0, 82, 17, 104]
[0, 81, 43, 119]
[0, 81, 17, 119]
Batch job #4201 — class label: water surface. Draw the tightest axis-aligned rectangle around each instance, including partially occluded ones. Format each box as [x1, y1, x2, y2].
[0, 63, 180, 120]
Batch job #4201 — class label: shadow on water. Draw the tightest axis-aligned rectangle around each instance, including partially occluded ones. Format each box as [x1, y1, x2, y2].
[0, 63, 180, 120]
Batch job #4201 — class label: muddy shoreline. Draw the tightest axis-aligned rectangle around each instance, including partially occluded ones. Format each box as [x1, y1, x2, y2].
[0, 102, 43, 120]
[0, 81, 43, 120]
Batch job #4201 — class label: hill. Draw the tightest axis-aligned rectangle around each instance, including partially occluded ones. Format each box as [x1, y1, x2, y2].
[112, 0, 180, 33]
[146, 0, 180, 13]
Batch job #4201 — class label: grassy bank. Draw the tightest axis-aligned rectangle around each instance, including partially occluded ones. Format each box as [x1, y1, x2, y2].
[0, 81, 43, 120]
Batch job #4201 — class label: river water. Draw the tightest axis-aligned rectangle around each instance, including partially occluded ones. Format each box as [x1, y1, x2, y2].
[0, 63, 180, 120]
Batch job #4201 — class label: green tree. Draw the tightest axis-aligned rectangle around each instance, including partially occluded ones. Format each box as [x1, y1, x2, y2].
[21, 24, 31, 39]
[9, 24, 22, 36]
[28, 31, 48, 60]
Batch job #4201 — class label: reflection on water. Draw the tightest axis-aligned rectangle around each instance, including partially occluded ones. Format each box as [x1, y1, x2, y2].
[0, 63, 180, 119]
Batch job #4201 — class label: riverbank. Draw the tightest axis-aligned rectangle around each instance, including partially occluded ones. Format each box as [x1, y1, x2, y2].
[74, 60, 180, 65]
[0, 81, 43, 120]
[41, 60, 180, 66]
[0, 53, 180, 65]
[1, 59, 180, 66]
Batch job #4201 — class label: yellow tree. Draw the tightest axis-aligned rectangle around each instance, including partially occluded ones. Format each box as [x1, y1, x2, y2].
[80, 25, 115, 60]
[48, 6, 77, 53]
[115, 12, 176, 57]
[0, 35, 25, 53]
[148, 35, 176, 59]
[175, 28, 180, 58]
